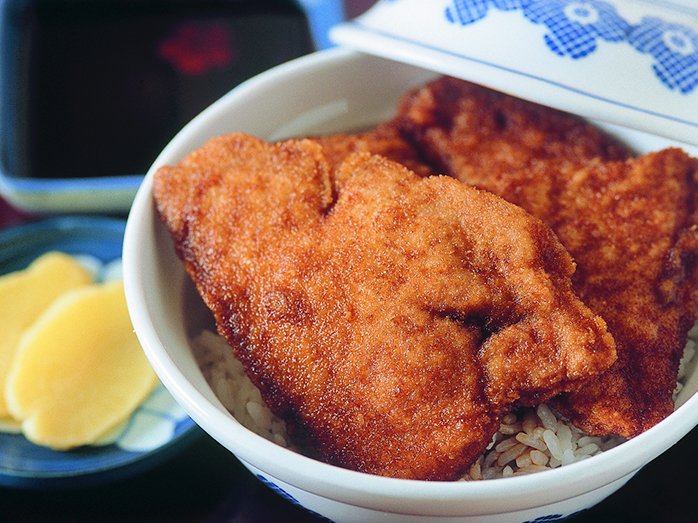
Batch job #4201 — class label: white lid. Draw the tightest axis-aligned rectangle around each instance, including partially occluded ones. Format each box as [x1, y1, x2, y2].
[330, 0, 698, 146]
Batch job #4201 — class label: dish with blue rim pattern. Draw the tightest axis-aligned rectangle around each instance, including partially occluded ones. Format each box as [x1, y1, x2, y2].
[0, 216, 199, 488]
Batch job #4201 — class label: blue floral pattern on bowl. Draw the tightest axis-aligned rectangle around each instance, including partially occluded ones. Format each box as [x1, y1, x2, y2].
[256, 474, 336, 522]
[522, 511, 584, 523]
[257, 470, 586, 523]
[445, 0, 698, 93]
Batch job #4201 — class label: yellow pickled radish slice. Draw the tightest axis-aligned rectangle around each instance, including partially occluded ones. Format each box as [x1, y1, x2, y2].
[0, 252, 93, 424]
[5, 280, 158, 450]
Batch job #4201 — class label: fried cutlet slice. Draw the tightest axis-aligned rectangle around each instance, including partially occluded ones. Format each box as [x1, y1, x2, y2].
[547, 150, 698, 437]
[153, 133, 615, 480]
[393, 76, 632, 186]
[310, 120, 435, 179]
[396, 76, 698, 437]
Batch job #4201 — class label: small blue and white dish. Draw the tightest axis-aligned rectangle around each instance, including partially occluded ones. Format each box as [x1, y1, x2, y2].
[330, 0, 698, 146]
[0, 216, 199, 489]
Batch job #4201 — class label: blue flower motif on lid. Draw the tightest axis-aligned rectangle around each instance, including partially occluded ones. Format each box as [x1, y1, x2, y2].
[446, 0, 628, 58]
[446, 0, 527, 26]
[522, 0, 629, 58]
[628, 17, 698, 94]
[443, 0, 697, 93]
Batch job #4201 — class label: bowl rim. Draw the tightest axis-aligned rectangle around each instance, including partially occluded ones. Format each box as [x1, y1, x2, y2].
[123, 46, 698, 516]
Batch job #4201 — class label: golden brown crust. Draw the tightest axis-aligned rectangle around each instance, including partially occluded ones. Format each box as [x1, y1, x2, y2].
[548, 150, 698, 436]
[309, 121, 436, 181]
[396, 76, 698, 437]
[393, 76, 632, 183]
[153, 133, 615, 479]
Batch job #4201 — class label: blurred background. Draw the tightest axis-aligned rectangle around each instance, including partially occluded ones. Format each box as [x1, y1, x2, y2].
[0, 0, 377, 218]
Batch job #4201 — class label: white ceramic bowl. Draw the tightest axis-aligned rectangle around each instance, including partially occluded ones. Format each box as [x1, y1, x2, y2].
[123, 47, 698, 523]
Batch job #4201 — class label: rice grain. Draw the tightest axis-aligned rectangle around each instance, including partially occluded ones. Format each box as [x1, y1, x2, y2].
[192, 324, 698, 481]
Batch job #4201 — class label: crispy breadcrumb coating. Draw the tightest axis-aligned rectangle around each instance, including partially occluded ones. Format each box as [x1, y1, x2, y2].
[395, 77, 698, 437]
[153, 133, 615, 479]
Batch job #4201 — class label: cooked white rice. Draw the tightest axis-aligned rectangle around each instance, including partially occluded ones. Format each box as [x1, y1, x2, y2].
[193, 324, 698, 480]
[194, 330, 290, 448]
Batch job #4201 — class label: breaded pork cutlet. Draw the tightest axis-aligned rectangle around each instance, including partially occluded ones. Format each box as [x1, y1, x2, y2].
[396, 76, 698, 438]
[394, 76, 632, 179]
[547, 150, 698, 437]
[310, 120, 435, 179]
[153, 133, 615, 480]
